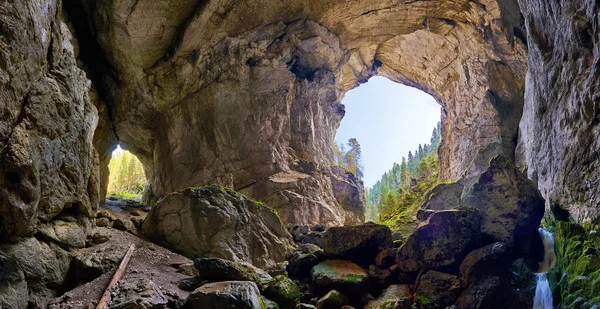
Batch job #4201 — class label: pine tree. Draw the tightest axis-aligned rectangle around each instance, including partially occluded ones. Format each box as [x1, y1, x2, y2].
[346, 138, 364, 179]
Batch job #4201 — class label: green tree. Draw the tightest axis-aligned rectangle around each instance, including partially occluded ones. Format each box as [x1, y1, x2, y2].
[345, 138, 364, 179]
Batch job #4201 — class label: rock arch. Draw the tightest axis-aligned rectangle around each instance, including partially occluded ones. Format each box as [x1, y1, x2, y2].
[86, 0, 528, 226]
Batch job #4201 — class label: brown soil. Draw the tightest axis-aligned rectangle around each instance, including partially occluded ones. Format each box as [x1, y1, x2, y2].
[48, 202, 192, 308]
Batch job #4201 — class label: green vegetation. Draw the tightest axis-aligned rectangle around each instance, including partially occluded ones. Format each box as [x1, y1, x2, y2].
[548, 221, 600, 308]
[365, 122, 443, 232]
[415, 294, 434, 306]
[107, 147, 145, 199]
[334, 138, 364, 180]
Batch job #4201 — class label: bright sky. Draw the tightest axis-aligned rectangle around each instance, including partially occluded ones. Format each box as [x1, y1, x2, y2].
[335, 76, 441, 188]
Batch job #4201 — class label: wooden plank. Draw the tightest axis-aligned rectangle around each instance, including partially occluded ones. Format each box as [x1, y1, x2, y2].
[95, 243, 136, 309]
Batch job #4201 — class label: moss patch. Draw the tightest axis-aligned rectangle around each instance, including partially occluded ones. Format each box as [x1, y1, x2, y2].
[551, 221, 600, 308]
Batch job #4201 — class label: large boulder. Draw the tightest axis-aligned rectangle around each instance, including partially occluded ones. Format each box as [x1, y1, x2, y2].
[414, 271, 462, 309]
[462, 156, 545, 256]
[185, 281, 264, 309]
[417, 182, 464, 221]
[193, 258, 273, 285]
[396, 209, 483, 273]
[286, 246, 326, 279]
[310, 260, 368, 294]
[263, 275, 301, 309]
[142, 186, 295, 268]
[454, 276, 517, 309]
[323, 223, 392, 263]
[459, 242, 510, 284]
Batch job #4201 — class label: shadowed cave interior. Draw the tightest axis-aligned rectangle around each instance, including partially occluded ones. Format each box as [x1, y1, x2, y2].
[1, 0, 599, 308]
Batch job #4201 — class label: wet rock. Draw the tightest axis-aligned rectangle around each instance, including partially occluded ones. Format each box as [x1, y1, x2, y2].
[459, 242, 510, 284]
[298, 304, 317, 309]
[142, 186, 295, 269]
[365, 284, 413, 309]
[462, 156, 544, 256]
[455, 276, 517, 309]
[310, 260, 368, 294]
[263, 275, 300, 309]
[111, 278, 169, 309]
[185, 281, 264, 309]
[316, 290, 350, 309]
[415, 271, 462, 309]
[324, 223, 392, 263]
[396, 209, 482, 273]
[194, 258, 272, 285]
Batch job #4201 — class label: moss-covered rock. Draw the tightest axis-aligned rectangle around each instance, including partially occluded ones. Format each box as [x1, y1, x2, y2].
[315, 290, 350, 309]
[323, 222, 392, 264]
[194, 258, 272, 287]
[310, 260, 368, 294]
[551, 222, 600, 308]
[264, 275, 300, 309]
[414, 270, 462, 309]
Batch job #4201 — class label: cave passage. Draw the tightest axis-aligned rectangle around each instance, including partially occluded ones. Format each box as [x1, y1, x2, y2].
[105, 145, 147, 202]
[335, 76, 442, 188]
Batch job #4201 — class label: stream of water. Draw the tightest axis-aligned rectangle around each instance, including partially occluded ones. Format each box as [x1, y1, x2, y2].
[533, 228, 556, 309]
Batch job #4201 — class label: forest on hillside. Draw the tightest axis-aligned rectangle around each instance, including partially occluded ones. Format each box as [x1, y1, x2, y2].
[365, 122, 443, 231]
[107, 148, 146, 199]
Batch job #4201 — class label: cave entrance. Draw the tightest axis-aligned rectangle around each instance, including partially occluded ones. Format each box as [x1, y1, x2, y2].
[335, 76, 441, 226]
[104, 144, 147, 204]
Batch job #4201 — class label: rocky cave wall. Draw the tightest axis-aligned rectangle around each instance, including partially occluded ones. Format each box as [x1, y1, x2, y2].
[0, 1, 99, 307]
[517, 0, 600, 224]
[85, 0, 528, 226]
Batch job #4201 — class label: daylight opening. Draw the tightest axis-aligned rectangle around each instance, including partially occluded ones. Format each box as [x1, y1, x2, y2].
[106, 145, 147, 201]
[334, 76, 441, 230]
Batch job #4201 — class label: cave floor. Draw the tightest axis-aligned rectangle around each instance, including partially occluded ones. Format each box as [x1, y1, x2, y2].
[47, 227, 192, 308]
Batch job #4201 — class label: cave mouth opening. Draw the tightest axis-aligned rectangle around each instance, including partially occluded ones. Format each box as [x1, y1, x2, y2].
[335, 76, 442, 223]
[104, 144, 147, 203]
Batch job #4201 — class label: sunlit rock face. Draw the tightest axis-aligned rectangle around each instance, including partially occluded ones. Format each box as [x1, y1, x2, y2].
[83, 0, 527, 226]
[516, 0, 600, 223]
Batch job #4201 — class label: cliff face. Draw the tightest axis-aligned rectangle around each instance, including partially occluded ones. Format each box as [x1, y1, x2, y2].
[83, 0, 527, 226]
[0, 2, 98, 307]
[517, 0, 600, 223]
[0, 0, 98, 244]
